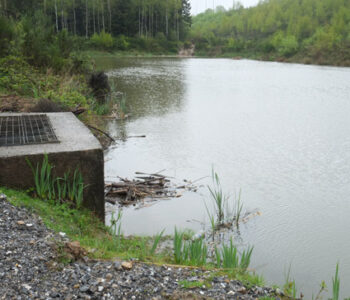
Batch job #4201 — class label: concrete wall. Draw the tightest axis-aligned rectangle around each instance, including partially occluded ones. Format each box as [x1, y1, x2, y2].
[0, 113, 105, 221]
[0, 150, 105, 220]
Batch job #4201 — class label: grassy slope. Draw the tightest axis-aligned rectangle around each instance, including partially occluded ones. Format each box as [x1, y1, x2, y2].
[0, 187, 266, 289]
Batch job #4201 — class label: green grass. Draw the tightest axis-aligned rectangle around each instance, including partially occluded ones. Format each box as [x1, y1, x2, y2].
[0, 186, 266, 290]
[0, 187, 168, 262]
[332, 263, 340, 300]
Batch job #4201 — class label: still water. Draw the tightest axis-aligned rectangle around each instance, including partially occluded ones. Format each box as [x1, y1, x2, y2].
[101, 57, 350, 297]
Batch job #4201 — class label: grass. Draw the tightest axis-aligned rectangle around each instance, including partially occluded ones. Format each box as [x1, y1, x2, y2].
[215, 239, 253, 272]
[26, 154, 87, 209]
[332, 263, 340, 300]
[1, 186, 267, 291]
[0, 187, 168, 262]
[206, 169, 244, 231]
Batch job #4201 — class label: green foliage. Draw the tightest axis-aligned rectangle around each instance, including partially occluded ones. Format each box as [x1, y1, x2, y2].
[332, 263, 340, 300]
[150, 229, 165, 255]
[173, 228, 207, 266]
[91, 31, 114, 51]
[191, 0, 350, 64]
[0, 15, 15, 56]
[26, 154, 87, 209]
[206, 170, 244, 230]
[215, 239, 253, 272]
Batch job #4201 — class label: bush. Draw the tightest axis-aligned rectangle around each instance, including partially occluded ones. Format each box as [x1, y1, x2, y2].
[90, 31, 114, 51]
[278, 35, 299, 57]
[115, 35, 129, 50]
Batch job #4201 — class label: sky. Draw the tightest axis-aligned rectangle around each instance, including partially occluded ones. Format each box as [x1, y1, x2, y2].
[190, 0, 260, 15]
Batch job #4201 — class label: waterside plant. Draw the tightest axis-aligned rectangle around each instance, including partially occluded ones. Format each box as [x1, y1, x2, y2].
[206, 169, 244, 234]
[26, 154, 87, 209]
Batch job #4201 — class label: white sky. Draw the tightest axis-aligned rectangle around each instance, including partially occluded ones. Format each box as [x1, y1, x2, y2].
[190, 0, 260, 15]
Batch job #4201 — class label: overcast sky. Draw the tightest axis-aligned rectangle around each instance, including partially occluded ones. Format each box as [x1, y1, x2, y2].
[190, 0, 260, 15]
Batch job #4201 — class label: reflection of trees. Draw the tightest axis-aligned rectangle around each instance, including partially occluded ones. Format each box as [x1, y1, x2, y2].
[107, 58, 186, 119]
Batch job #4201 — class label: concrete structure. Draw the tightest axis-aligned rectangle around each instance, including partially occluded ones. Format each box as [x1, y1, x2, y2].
[0, 112, 105, 221]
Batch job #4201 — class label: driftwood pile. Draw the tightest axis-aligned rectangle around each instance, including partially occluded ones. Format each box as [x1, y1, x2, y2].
[105, 172, 179, 206]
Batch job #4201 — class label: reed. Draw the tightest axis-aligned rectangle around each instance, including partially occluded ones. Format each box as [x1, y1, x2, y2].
[206, 169, 244, 230]
[173, 228, 207, 266]
[215, 239, 253, 272]
[332, 263, 340, 300]
[174, 228, 185, 264]
[150, 229, 165, 255]
[27, 154, 55, 201]
[27, 155, 87, 208]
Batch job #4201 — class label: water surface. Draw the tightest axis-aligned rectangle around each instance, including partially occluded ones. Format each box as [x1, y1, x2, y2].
[101, 57, 350, 297]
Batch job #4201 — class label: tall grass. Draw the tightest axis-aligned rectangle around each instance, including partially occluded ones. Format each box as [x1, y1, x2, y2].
[150, 229, 165, 255]
[27, 154, 55, 201]
[173, 228, 207, 266]
[208, 170, 226, 224]
[109, 210, 123, 249]
[206, 169, 244, 231]
[27, 154, 87, 208]
[332, 263, 340, 300]
[215, 239, 253, 271]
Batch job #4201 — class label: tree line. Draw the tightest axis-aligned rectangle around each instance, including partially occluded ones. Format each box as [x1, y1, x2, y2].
[191, 0, 350, 65]
[0, 0, 191, 41]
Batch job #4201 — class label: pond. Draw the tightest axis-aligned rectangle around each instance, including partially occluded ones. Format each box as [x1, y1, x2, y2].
[100, 57, 350, 298]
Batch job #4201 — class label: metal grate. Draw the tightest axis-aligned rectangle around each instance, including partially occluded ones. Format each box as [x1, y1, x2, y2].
[0, 114, 59, 147]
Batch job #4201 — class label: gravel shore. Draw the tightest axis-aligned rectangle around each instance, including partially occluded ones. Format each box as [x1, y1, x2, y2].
[0, 195, 279, 299]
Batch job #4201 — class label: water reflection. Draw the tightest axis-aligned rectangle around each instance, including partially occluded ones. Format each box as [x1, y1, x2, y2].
[100, 57, 350, 298]
[99, 58, 186, 119]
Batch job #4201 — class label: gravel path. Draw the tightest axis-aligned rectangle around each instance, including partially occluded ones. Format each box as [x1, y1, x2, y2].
[0, 195, 279, 299]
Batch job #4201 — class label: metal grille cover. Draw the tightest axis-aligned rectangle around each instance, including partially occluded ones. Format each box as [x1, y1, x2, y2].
[0, 114, 59, 147]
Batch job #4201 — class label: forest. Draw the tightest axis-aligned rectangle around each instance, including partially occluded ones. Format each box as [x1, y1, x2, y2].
[0, 0, 192, 108]
[191, 0, 350, 65]
[0, 0, 192, 68]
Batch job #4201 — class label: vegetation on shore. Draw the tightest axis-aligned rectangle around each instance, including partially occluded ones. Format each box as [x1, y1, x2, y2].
[191, 0, 350, 66]
[0, 186, 264, 288]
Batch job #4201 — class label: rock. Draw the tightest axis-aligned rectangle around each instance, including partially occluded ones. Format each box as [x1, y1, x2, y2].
[17, 220, 25, 225]
[0, 198, 277, 300]
[79, 285, 90, 293]
[276, 288, 284, 296]
[64, 241, 87, 261]
[88, 72, 111, 104]
[114, 261, 123, 271]
[121, 261, 133, 270]
[105, 273, 113, 281]
[0, 194, 7, 201]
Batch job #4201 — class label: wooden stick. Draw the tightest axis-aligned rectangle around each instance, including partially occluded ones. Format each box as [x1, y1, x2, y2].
[87, 124, 115, 142]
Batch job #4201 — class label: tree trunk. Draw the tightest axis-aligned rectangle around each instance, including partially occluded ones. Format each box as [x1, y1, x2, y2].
[73, 0, 77, 35]
[102, 0, 105, 32]
[138, 4, 141, 36]
[61, 0, 64, 30]
[97, 1, 100, 33]
[107, 0, 112, 33]
[165, 0, 168, 37]
[93, 1, 96, 34]
[85, 0, 89, 38]
[55, 0, 59, 32]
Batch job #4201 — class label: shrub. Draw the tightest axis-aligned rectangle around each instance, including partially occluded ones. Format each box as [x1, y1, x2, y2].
[278, 35, 299, 57]
[90, 31, 114, 51]
[115, 35, 129, 50]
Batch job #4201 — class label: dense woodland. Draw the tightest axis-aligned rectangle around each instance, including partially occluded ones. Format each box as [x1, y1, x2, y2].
[0, 0, 192, 69]
[191, 0, 350, 65]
